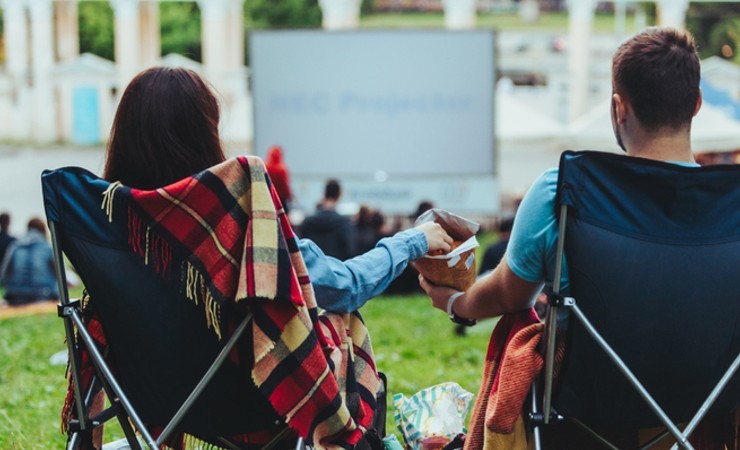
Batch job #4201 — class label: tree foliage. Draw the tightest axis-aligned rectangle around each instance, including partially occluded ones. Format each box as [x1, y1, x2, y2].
[70, 2, 740, 66]
[687, 3, 740, 63]
[78, 1, 114, 61]
[245, 0, 321, 29]
[78, 1, 203, 62]
[160, 2, 202, 61]
[0, 10, 4, 64]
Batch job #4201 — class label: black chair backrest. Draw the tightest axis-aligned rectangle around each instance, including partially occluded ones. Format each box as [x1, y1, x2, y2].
[553, 151, 740, 428]
[43, 167, 280, 438]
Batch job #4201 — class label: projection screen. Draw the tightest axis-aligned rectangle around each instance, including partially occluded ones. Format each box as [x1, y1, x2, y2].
[250, 30, 497, 214]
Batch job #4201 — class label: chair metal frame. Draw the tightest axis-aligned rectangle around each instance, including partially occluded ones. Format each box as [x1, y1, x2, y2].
[50, 220, 303, 450]
[530, 203, 740, 450]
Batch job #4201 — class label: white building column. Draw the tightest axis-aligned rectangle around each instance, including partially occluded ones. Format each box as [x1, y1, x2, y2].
[110, 0, 141, 92]
[228, 0, 245, 68]
[318, 0, 362, 30]
[519, 0, 540, 24]
[1, 0, 30, 82]
[1, 0, 31, 141]
[657, 0, 690, 30]
[29, 0, 57, 142]
[139, 1, 160, 67]
[55, 1, 79, 62]
[197, 0, 231, 83]
[566, 0, 597, 122]
[223, 0, 250, 147]
[441, 0, 477, 29]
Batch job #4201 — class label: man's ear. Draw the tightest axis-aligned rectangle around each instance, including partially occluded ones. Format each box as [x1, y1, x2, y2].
[693, 88, 703, 117]
[612, 93, 627, 124]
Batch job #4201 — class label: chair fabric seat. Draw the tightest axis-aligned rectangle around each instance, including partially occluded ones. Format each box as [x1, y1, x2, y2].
[64, 235, 281, 437]
[552, 151, 740, 429]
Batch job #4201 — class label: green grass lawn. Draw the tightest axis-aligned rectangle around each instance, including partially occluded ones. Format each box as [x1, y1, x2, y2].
[0, 233, 502, 448]
[0, 312, 69, 449]
[0, 293, 498, 448]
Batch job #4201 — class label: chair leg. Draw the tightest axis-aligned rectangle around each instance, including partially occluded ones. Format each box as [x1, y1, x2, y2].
[156, 313, 253, 446]
[569, 418, 622, 450]
[68, 311, 158, 449]
[91, 372, 142, 450]
[529, 381, 543, 450]
[531, 420, 543, 449]
[66, 431, 88, 450]
[669, 352, 740, 450]
[638, 429, 671, 450]
[568, 303, 696, 450]
[216, 437, 243, 450]
[114, 406, 143, 450]
[260, 426, 295, 450]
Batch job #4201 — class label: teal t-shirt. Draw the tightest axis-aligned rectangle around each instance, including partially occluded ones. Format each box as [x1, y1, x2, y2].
[505, 168, 567, 292]
[506, 161, 701, 294]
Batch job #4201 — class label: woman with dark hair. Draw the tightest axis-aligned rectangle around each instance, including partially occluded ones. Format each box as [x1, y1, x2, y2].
[104, 67, 226, 190]
[103, 66, 452, 312]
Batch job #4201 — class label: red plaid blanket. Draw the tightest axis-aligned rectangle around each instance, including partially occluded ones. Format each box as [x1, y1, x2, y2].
[64, 156, 379, 449]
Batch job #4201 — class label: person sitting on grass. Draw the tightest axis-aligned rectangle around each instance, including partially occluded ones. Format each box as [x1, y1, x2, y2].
[0, 217, 58, 306]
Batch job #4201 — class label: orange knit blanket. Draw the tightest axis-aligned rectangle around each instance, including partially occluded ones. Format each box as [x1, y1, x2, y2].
[465, 308, 564, 450]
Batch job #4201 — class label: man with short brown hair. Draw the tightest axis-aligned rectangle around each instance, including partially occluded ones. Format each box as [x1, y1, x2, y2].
[420, 27, 726, 447]
[423, 26, 702, 325]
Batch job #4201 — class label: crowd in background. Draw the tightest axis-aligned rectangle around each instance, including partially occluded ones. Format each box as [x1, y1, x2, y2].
[0, 174, 511, 308]
[0, 212, 59, 306]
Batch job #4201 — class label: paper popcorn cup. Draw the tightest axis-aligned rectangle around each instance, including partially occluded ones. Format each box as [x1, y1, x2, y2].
[412, 209, 480, 291]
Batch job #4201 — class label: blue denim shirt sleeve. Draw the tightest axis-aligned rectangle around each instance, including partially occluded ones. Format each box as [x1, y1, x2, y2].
[299, 228, 428, 313]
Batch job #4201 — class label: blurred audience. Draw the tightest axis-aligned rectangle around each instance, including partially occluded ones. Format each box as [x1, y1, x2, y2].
[478, 217, 514, 276]
[386, 200, 436, 295]
[0, 212, 15, 267]
[355, 205, 390, 255]
[412, 200, 434, 222]
[299, 179, 356, 261]
[0, 217, 59, 305]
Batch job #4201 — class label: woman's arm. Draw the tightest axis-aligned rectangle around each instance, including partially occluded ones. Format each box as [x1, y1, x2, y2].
[301, 223, 452, 312]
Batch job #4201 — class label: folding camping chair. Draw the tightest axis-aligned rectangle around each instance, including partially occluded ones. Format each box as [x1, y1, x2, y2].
[529, 151, 740, 449]
[41, 165, 305, 450]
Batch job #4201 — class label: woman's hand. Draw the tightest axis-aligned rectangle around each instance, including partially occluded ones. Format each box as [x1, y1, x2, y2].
[418, 274, 459, 313]
[415, 222, 453, 254]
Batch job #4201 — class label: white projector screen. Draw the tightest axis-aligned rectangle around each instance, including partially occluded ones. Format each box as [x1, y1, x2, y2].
[250, 30, 498, 214]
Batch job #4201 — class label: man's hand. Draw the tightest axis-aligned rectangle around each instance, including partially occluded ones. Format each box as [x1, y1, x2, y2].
[419, 254, 543, 320]
[418, 274, 459, 313]
[415, 222, 453, 254]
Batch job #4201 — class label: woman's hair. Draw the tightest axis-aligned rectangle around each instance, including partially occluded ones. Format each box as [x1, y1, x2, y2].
[103, 67, 226, 190]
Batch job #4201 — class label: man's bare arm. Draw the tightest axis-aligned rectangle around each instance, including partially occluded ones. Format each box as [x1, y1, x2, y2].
[419, 253, 542, 320]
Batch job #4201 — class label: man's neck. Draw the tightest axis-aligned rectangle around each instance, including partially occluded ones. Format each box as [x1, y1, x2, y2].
[320, 199, 338, 210]
[625, 128, 695, 163]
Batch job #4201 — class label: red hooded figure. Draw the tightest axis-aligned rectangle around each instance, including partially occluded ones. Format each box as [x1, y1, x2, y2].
[265, 145, 293, 209]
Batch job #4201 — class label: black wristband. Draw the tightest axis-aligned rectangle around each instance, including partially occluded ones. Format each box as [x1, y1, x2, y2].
[447, 292, 477, 327]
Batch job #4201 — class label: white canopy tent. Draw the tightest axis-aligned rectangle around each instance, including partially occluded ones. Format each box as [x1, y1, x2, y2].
[701, 56, 740, 102]
[496, 90, 565, 196]
[566, 99, 740, 155]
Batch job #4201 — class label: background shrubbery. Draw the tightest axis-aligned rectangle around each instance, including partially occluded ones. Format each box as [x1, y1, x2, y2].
[71, 1, 740, 65]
